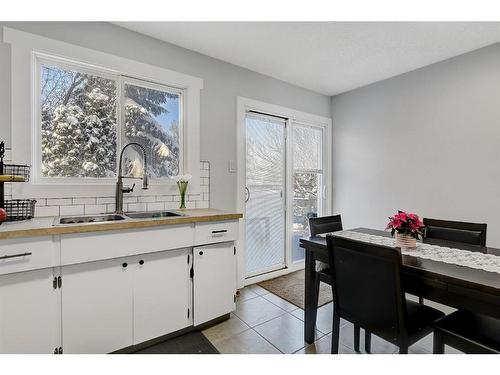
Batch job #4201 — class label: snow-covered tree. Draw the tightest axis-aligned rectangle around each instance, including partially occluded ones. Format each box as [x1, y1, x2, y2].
[41, 68, 117, 178]
[123, 85, 180, 177]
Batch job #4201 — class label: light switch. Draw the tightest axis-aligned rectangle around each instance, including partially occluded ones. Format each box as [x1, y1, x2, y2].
[228, 160, 237, 173]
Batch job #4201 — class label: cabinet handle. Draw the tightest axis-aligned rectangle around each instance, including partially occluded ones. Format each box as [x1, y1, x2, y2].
[122, 262, 128, 268]
[211, 230, 228, 234]
[0, 252, 32, 260]
[139, 260, 144, 265]
[199, 251, 204, 255]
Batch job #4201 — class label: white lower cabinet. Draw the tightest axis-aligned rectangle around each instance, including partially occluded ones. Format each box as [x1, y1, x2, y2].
[193, 242, 236, 326]
[0, 268, 61, 353]
[133, 248, 191, 344]
[61, 248, 192, 353]
[61, 257, 134, 354]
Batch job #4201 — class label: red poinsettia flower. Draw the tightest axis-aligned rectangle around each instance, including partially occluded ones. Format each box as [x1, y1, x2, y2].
[386, 210, 424, 239]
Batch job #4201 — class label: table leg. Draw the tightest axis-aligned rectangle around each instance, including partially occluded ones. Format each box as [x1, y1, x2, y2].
[304, 248, 318, 344]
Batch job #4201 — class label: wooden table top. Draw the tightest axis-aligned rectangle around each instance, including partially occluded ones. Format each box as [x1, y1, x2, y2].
[300, 227, 500, 297]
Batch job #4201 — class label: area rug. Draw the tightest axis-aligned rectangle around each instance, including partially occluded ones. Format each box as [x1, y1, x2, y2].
[258, 270, 333, 309]
[133, 331, 219, 354]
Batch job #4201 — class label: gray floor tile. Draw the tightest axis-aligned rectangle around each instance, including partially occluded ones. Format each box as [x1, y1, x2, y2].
[295, 333, 356, 354]
[262, 293, 299, 312]
[234, 296, 287, 327]
[254, 313, 322, 354]
[211, 329, 281, 354]
[246, 284, 270, 296]
[340, 322, 398, 354]
[237, 287, 259, 302]
[290, 305, 348, 334]
[202, 313, 250, 343]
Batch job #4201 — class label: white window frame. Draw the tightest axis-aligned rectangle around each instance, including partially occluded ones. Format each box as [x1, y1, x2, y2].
[3, 27, 203, 198]
[236, 96, 332, 288]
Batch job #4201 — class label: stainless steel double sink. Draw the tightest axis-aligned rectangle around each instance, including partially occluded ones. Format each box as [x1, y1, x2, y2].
[54, 211, 185, 226]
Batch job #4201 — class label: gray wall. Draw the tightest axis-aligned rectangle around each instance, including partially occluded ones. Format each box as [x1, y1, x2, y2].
[0, 22, 331, 211]
[331, 43, 500, 246]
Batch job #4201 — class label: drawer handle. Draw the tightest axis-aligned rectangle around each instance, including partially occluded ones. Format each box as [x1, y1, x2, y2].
[0, 252, 32, 260]
[211, 230, 228, 235]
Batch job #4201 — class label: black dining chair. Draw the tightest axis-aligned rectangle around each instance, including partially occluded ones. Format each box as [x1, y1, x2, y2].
[309, 214, 343, 237]
[433, 310, 500, 354]
[326, 235, 445, 354]
[423, 218, 487, 246]
[308, 214, 364, 351]
[308, 215, 343, 311]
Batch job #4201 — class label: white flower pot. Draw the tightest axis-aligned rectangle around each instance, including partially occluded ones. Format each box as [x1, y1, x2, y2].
[395, 232, 417, 249]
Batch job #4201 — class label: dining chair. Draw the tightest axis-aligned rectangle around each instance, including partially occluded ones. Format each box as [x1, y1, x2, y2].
[308, 214, 366, 351]
[423, 218, 487, 246]
[326, 235, 445, 354]
[433, 310, 500, 354]
[309, 214, 343, 237]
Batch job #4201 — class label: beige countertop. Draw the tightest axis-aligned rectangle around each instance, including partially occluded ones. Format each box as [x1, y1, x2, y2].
[0, 209, 243, 240]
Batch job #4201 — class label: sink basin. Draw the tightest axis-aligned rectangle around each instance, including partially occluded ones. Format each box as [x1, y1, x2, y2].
[57, 214, 126, 225]
[125, 211, 185, 219]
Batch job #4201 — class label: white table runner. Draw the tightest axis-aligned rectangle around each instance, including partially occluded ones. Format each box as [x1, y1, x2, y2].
[329, 230, 500, 275]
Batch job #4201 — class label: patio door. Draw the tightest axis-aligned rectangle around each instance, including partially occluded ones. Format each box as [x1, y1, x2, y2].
[245, 112, 286, 277]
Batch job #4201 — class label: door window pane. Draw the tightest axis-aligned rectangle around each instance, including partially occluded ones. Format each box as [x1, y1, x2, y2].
[123, 83, 181, 178]
[245, 115, 286, 277]
[293, 125, 322, 171]
[40, 65, 117, 178]
[292, 124, 324, 262]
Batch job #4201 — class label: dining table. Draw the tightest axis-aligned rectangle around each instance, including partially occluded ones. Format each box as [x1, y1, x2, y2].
[299, 227, 500, 344]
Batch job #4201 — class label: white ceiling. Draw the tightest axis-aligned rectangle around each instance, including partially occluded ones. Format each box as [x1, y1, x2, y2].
[114, 22, 500, 96]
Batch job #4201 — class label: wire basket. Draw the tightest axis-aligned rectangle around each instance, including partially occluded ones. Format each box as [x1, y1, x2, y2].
[1, 163, 31, 182]
[3, 199, 37, 221]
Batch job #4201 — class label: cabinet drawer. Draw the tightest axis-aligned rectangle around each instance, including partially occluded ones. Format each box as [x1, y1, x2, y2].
[194, 220, 238, 245]
[61, 224, 194, 265]
[0, 237, 58, 276]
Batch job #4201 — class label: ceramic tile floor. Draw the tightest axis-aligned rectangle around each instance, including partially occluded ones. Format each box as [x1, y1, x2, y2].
[202, 285, 463, 354]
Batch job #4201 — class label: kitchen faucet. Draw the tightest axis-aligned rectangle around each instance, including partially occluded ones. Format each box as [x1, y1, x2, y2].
[115, 142, 149, 214]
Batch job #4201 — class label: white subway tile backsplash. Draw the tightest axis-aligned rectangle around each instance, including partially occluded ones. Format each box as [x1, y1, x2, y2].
[47, 198, 73, 206]
[147, 202, 165, 211]
[73, 197, 97, 205]
[123, 196, 138, 204]
[127, 202, 147, 212]
[196, 201, 209, 209]
[188, 194, 201, 201]
[165, 201, 180, 210]
[156, 195, 174, 202]
[60, 205, 84, 216]
[36, 206, 60, 217]
[84, 204, 107, 215]
[97, 197, 115, 204]
[29, 163, 210, 217]
[138, 196, 156, 203]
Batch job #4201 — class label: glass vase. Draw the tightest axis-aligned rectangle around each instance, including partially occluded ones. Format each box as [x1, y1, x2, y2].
[177, 181, 188, 209]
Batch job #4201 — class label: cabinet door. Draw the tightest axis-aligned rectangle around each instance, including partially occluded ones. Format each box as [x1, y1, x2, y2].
[0, 268, 61, 353]
[61, 257, 133, 353]
[193, 242, 236, 325]
[133, 248, 191, 344]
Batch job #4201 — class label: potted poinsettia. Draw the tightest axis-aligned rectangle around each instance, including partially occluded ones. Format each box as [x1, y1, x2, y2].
[386, 210, 425, 249]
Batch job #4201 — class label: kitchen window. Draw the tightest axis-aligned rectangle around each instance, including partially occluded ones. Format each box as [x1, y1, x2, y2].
[38, 58, 183, 182]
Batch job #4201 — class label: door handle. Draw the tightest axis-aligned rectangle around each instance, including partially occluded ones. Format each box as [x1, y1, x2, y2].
[245, 187, 250, 203]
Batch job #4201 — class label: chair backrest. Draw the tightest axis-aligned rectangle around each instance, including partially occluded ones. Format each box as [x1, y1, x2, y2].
[326, 235, 407, 340]
[423, 218, 487, 246]
[309, 214, 343, 236]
